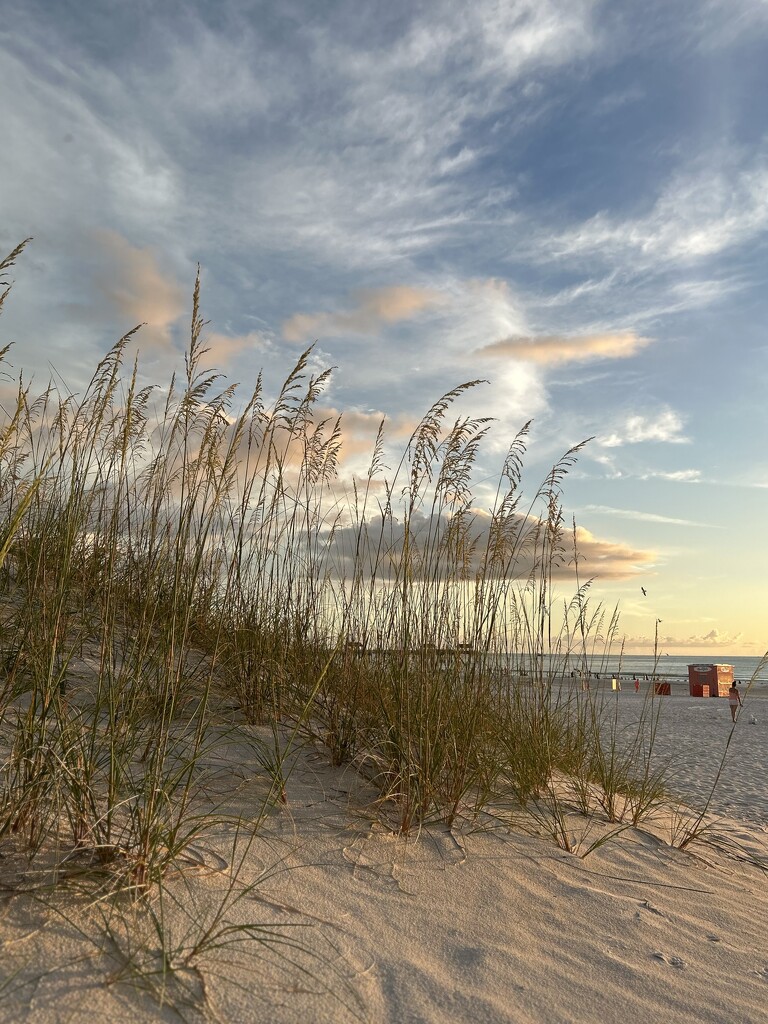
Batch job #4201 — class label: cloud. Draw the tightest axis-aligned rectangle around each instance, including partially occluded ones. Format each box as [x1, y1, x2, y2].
[3, 3, 764, 497]
[621, 627, 753, 650]
[91, 230, 185, 356]
[201, 330, 267, 369]
[281, 286, 443, 342]
[598, 409, 689, 447]
[545, 154, 768, 268]
[639, 469, 702, 483]
[309, 404, 419, 476]
[169, 0, 600, 273]
[695, 628, 736, 644]
[326, 511, 655, 583]
[571, 526, 657, 580]
[580, 504, 712, 527]
[697, 0, 768, 48]
[477, 331, 650, 365]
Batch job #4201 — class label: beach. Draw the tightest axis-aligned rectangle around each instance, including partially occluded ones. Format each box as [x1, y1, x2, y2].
[3, 2, 768, 1020]
[610, 684, 768, 827]
[1, 686, 767, 1024]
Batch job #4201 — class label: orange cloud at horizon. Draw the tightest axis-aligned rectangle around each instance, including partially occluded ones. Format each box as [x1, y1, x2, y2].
[477, 331, 651, 364]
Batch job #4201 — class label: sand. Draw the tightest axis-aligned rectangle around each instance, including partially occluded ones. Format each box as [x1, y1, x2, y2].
[2, 689, 768, 1024]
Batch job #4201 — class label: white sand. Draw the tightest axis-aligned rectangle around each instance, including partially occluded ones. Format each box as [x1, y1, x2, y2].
[2, 692, 768, 1024]
[611, 687, 768, 827]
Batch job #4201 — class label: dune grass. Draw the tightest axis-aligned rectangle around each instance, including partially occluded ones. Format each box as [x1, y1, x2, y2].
[0, 240, 682, 1009]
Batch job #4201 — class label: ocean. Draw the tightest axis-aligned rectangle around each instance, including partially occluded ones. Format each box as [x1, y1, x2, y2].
[515, 653, 768, 686]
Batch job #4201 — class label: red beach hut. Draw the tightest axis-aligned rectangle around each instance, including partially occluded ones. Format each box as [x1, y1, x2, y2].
[687, 663, 733, 697]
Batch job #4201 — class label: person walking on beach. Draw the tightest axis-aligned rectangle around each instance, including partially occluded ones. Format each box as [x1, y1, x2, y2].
[634, 677, 640, 693]
[727, 682, 742, 722]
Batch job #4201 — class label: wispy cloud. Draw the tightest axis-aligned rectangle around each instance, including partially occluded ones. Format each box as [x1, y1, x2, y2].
[275, 276, 550, 456]
[580, 504, 712, 527]
[598, 409, 689, 447]
[477, 331, 650, 365]
[697, 0, 768, 48]
[166, 0, 601, 274]
[639, 468, 702, 482]
[545, 153, 768, 268]
[282, 286, 443, 343]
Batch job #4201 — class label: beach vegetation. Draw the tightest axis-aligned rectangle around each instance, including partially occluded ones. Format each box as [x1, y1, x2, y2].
[0, 240, 697, 1011]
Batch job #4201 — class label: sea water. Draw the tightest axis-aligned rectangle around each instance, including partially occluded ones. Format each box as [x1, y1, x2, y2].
[506, 653, 768, 687]
[583, 653, 767, 685]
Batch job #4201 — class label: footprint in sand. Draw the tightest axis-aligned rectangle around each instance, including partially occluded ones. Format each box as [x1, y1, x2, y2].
[653, 951, 686, 969]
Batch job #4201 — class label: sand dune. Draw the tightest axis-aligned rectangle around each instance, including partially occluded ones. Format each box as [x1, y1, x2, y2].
[2, 693, 768, 1024]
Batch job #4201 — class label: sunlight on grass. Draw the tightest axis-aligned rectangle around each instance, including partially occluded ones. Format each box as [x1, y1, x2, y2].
[0, 240, 684, 1013]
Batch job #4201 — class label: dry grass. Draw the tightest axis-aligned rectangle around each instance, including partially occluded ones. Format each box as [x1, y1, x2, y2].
[0, 239, 683, 1010]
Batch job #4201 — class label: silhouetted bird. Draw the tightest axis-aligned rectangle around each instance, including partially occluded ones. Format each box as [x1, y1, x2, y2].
[641, 587, 647, 597]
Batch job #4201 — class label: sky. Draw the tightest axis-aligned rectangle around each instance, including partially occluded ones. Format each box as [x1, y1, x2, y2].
[1, 0, 767, 656]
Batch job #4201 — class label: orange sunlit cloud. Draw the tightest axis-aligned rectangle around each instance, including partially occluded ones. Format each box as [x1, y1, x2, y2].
[477, 331, 651, 364]
[306, 405, 420, 478]
[572, 526, 657, 580]
[91, 230, 185, 355]
[281, 285, 443, 342]
[326, 513, 657, 583]
[202, 330, 266, 369]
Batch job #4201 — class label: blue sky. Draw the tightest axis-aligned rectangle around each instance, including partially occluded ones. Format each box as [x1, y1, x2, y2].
[1, 0, 767, 654]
